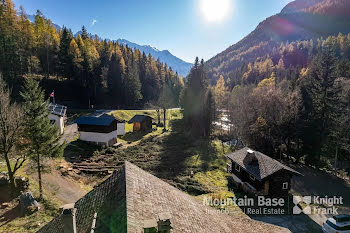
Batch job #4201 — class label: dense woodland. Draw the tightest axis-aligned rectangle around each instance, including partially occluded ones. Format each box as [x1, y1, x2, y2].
[0, 0, 184, 108]
[213, 35, 350, 169]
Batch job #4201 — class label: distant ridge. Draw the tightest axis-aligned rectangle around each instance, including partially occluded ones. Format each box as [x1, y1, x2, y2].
[206, 0, 350, 81]
[116, 39, 192, 77]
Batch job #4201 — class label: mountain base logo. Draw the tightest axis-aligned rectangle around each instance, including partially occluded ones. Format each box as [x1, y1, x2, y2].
[293, 196, 343, 215]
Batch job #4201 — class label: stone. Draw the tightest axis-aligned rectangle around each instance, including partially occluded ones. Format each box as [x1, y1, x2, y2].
[0, 175, 9, 186]
[60, 168, 68, 176]
[19, 192, 39, 216]
[1, 202, 9, 209]
[15, 176, 29, 191]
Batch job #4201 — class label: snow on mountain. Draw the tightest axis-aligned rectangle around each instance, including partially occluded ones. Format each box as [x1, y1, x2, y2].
[116, 39, 192, 77]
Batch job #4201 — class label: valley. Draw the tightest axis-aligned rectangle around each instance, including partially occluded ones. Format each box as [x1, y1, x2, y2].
[1, 0, 350, 232]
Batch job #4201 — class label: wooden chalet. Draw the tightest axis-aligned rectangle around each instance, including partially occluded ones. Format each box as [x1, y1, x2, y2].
[128, 114, 153, 132]
[75, 112, 124, 147]
[225, 147, 301, 196]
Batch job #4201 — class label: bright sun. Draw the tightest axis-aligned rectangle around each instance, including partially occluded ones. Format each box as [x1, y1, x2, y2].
[200, 0, 231, 23]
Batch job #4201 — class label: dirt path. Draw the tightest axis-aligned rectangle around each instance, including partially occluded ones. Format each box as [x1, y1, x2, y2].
[252, 164, 350, 233]
[60, 123, 78, 144]
[31, 169, 87, 204]
[291, 165, 350, 205]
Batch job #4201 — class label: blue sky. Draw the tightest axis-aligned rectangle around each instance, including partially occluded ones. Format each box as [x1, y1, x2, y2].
[12, 0, 293, 63]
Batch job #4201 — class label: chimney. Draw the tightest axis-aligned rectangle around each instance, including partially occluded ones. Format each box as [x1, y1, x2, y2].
[61, 203, 77, 233]
[247, 149, 254, 155]
[245, 149, 258, 165]
[143, 218, 158, 233]
[157, 212, 172, 233]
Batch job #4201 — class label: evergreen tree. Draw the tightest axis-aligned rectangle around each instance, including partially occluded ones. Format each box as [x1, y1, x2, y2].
[182, 57, 212, 137]
[21, 78, 64, 199]
[303, 46, 341, 164]
[81, 25, 88, 40]
[124, 58, 142, 107]
[58, 27, 73, 79]
[107, 53, 124, 107]
[68, 38, 83, 81]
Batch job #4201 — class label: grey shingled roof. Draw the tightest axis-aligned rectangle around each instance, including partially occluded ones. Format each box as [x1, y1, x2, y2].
[128, 114, 153, 123]
[37, 161, 290, 233]
[225, 147, 301, 180]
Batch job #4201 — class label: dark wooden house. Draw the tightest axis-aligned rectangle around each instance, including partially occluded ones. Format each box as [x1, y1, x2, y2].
[225, 147, 301, 196]
[75, 112, 124, 147]
[128, 115, 153, 132]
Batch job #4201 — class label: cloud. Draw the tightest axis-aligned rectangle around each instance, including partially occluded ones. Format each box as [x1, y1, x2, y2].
[91, 19, 97, 26]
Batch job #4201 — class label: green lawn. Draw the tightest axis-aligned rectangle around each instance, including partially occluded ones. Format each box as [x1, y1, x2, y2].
[111, 109, 182, 125]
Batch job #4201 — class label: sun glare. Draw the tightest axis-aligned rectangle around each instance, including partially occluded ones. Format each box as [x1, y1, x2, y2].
[200, 0, 231, 23]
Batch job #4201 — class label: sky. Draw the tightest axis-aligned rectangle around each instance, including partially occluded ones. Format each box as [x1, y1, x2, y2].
[12, 0, 293, 63]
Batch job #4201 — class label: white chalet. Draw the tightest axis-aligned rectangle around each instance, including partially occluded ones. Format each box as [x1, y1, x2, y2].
[48, 103, 67, 134]
[75, 112, 125, 147]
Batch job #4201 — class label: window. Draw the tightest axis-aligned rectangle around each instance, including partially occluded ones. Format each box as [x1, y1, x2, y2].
[249, 174, 255, 181]
[235, 164, 240, 172]
[282, 182, 288, 190]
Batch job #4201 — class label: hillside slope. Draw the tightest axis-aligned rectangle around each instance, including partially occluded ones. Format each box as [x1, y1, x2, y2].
[206, 0, 350, 81]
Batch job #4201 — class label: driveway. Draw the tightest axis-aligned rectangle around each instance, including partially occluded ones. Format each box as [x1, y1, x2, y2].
[60, 123, 78, 144]
[251, 164, 350, 233]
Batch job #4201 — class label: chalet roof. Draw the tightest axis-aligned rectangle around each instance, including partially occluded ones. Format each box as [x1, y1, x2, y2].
[48, 103, 67, 117]
[128, 114, 153, 123]
[37, 161, 290, 233]
[225, 147, 301, 180]
[75, 112, 124, 126]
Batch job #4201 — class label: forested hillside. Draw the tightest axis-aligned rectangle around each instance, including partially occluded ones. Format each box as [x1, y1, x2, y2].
[0, 0, 184, 108]
[212, 31, 350, 169]
[206, 0, 350, 82]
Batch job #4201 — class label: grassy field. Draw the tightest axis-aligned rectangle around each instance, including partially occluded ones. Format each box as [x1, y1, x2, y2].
[91, 117, 243, 215]
[111, 109, 182, 145]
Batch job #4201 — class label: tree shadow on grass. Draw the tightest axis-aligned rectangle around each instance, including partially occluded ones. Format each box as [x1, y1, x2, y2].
[194, 140, 218, 172]
[155, 119, 194, 179]
[63, 140, 100, 162]
[154, 119, 220, 196]
[119, 131, 149, 143]
[0, 204, 20, 227]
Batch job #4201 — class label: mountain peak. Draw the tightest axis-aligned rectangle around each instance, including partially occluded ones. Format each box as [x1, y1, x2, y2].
[116, 39, 192, 76]
[206, 0, 350, 81]
[281, 0, 323, 14]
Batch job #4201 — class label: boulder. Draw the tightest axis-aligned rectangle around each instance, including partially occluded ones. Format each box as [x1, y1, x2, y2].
[1, 202, 9, 209]
[15, 176, 29, 191]
[0, 174, 9, 186]
[19, 192, 39, 215]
